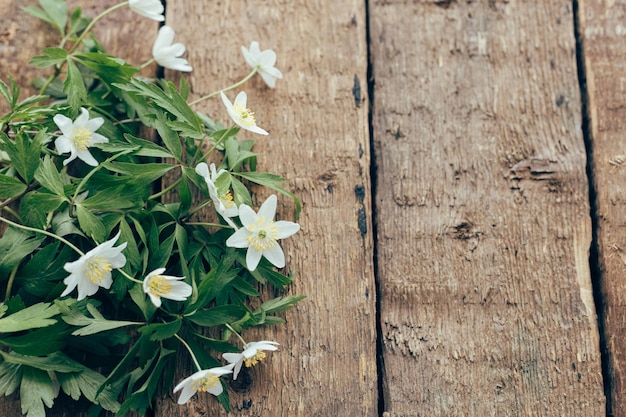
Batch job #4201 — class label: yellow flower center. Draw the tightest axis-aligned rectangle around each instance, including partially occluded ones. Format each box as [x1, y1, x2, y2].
[194, 373, 219, 392]
[232, 103, 256, 127]
[244, 350, 266, 368]
[84, 256, 112, 284]
[71, 127, 92, 150]
[219, 190, 235, 209]
[246, 217, 279, 251]
[148, 275, 172, 296]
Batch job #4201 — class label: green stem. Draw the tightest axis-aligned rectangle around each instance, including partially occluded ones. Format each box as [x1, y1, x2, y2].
[188, 69, 257, 107]
[148, 176, 183, 200]
[71, 151, 130, 204]
[174, 333, 203, 372]
[184, 222, 232, 229]
[196, 126, 235, 164]
[225, 323, 247, 346]
[4, 264, 19, 301]
[117, 268, 142, 284]
[0, 215, 85, 256]
[138, 58, 155, 71]
[68, 2, 129, 56]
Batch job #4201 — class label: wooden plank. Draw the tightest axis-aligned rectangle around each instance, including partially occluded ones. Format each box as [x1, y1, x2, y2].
[579, 0, 626, 415]
[0, 1, 157, 416]
[369, 0, 606, 415]
[154, 0, 377, 416]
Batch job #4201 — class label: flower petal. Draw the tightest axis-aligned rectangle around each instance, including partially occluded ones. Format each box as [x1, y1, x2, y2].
[226, 228, 251, 248]
[257, 194, 277, 220]
[53, 114, 73, 136]
[237, 204, 257, 227]
[262, 244, 285, 268]
[275, 221, 300, 239]
[246, 246, 263, 271]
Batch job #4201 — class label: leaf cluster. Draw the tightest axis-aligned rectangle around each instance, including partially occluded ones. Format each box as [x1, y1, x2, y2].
[0, 2, 303, 416]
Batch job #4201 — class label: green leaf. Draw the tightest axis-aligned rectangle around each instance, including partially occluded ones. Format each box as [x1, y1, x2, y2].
[137, 319, 182, 341]
[38, 0, 68, 34]
[35, 155, 66, 197]
[187, 305, 248, 327]
[0, 302, 59, 333]
[68, 6, 89, 37]
[235, 171, 301, 219]
[76, 204, 106, 242]
[60, 301, 142, 336]
[64, 58, 87, 112]
[0, 174, 26, 198]
[57, 368, 121, 412]
[119, 218, 141, 270]
[123, 133, 174, 158]
[255, 295, 306, 315]
[20, 367, 56, 417]
[0, 228, 43, 276]
[230, 176, 253, 207]
[29, 47, 68, 68]
[20, 191, 65, 228]
[80, 185, 143, 211]
[104, 161, 177, 182]
[154, 111, 183, 161]
[0, 323, 69, 356]
[0, 361, 21, 396]
[1, 130, 44, 184]
[74, 52, 138, 86]
[0, 351, 83, 373]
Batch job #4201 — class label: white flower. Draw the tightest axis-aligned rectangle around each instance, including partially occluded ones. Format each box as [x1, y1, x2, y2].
[241, 41, 283, 88]
[173, 365, 233, 404]
[220, 91, 268, 135]
[128, 0, 164, 21]
[54, 107, 109, 166]
[142, 268, 192, 308]
[226, 195, 299, 271]
[222, 340, 279, 380]
[195, 162, 239, 220]
[152, 26, 192, 72]
[61, 232, 127, 300]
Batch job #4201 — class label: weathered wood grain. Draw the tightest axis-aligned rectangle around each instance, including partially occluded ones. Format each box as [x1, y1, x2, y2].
[155, 0, 377, 416]
[370, 0, 606, 415]
[0, 1, 157, 416]
[579, 0, 626, 415]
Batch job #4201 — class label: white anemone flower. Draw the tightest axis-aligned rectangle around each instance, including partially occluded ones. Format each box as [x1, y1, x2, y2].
[195, 162, 239, 221]
[128, 0, 164, 21]
[152, 26, 192, 72]
[142, 268, 192, 308]
[173, 365, 233, 404]
[61, 232, 127, 300]
[220, 91, 268, 135]
[54, 107, 109, 166]
[225, 194, 299, 271]
[241, 41, 283, 88]
[222, 340, 279, 380]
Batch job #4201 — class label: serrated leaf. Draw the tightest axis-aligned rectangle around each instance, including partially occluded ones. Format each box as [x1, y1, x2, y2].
[1, 130, 43, 184]
[235, 171, 301, 219]
[75, 204, 106, 242]
[0, 228, 43, 276]
[255, 295, 306, 314]
[187, 305, 248, 327]
[20, 191, 65, 228]
[35, 154, 66, 197]
[0, 351, 83, 373]
[0, 361, 21, 396]
[123, 133, 174, 158]
[0, 174, 26, 198]
[29, 47, 68, 68]
[61, 302, 141, 336]
[154, 111, 183, 161]
[0, 302, 59, 333]
[38, 0, 67, 34]
[137, 319, 182, 341]
[20, 367, 55, 417]
[57, 368, 120, 412]
[64, 58, 86, 112]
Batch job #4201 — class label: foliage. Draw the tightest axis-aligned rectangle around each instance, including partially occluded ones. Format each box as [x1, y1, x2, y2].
[0, 1, 302, 415]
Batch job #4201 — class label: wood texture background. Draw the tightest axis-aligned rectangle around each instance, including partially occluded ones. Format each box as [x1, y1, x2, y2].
[1, 0, 624, 416]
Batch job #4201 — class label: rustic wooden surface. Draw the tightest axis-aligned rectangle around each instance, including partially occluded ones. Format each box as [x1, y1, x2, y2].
[155, 0, 377, 415]
[2, 0, 625, 416]
[369, 0, 606, 415]
[579, 0, 626, 415]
